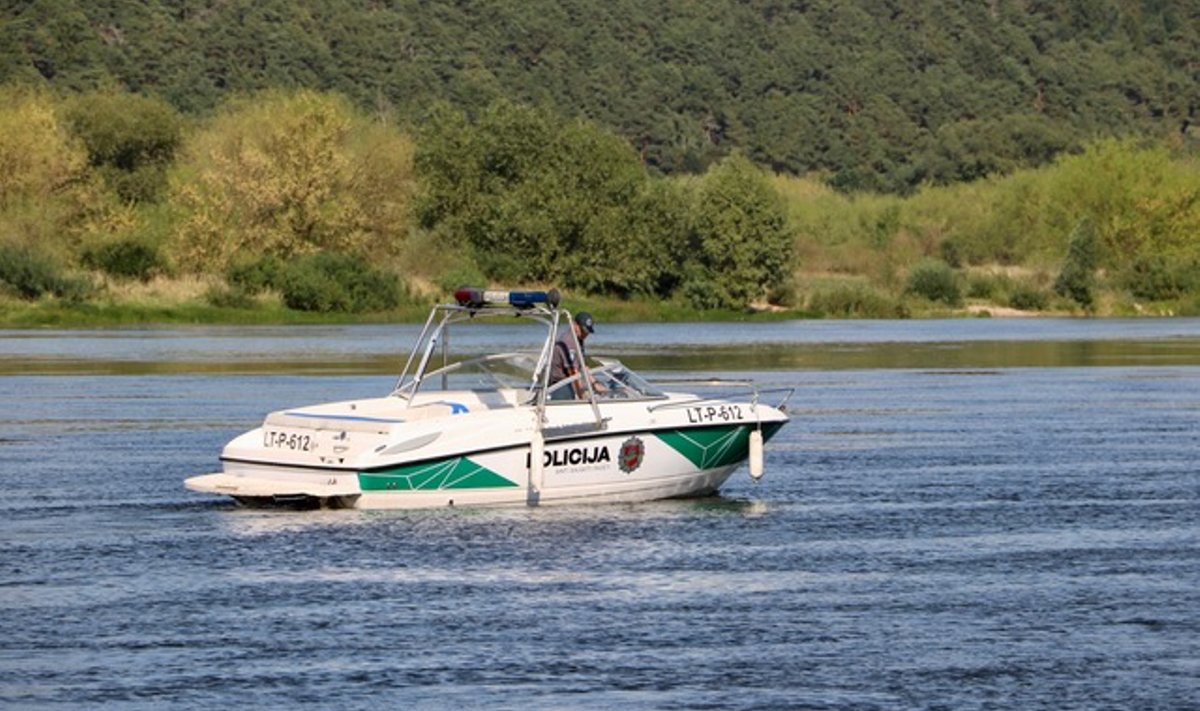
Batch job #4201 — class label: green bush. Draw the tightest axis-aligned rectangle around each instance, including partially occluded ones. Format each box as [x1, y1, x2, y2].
[226, 256, 285, 294]
[0, 244, 91, 301]
[965, 272, 1006, 300]
[1007, 285, 1049, 311]
[224, 252, 404, 312]
[82, 239, 166, 282]
[278, 252, 404, 313]
[203, 284, 258, 309]
[1120, 255, 1198, 302]
[1177, 293, 1200, 317]
[0, 244, 57, 298]
[808, 283, 905, 318]
[280, 263, 350, 312]
[678, 274, 729, 311]
[905, 259, 962, 306]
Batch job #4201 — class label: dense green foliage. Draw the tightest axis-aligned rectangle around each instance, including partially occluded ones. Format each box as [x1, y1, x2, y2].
[225, 256, 285, 295]
[1006, 284, 1050, 312]
[0, 87, 94, 257]
[1, 84, 1196, 319]
[62, 91, 184, 203]
[2, 0, 1196, 192]
[170, 90, 415, 273]
[416, 100, 789, 307]
[415, 100, 661, 292]
[1121, 254, 1199, 302]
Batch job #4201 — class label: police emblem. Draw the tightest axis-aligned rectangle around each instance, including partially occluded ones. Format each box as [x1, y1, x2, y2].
[618, 436, 644, 474]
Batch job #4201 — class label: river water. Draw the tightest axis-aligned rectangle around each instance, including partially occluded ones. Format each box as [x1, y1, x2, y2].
[1, 319, 1198, 709]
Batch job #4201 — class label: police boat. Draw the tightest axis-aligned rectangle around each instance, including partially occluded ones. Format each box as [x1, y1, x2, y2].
[185, 288, 791, 508]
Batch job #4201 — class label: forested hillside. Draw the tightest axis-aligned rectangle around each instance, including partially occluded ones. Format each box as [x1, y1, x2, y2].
[2, 0, 1196, 192]
[1, 2, 1199, 323]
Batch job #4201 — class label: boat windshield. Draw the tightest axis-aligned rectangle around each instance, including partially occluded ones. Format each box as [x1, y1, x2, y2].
[397, 353, 665, 402]
[589, 361, 666, 400]
[398, 352, 541, 396]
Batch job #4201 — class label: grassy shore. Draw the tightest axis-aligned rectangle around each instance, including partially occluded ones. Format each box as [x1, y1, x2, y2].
[0, 292, 797, 328]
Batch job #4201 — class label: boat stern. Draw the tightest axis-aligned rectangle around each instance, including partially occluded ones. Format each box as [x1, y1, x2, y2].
[184, 468, 362, 508]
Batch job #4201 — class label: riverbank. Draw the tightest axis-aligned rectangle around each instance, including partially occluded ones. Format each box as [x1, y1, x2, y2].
[1, 273, 1193, 328]
[0, 292, 1185, 328]
[0, 297, 798, 328]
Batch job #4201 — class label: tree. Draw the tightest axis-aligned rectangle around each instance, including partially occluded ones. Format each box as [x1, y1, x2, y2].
[63, 90, 184, 203]
[170, 89, 415, 272]
[0, 86, 100, 262]
[0, 87, 87, 209]
[685, 153, 793, 309]
[414, 98, 675, 295]
[1054, 217, 1098, 309]
[541, 118, 664, 296]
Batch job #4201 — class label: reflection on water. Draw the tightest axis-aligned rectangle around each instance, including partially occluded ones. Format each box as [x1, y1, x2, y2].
[3, 319, 1200, 374]
[212, 494, 772, 539]
[626, 338, 1200, 371]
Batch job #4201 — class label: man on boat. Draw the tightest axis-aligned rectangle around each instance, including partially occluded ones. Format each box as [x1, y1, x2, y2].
[549, 311, 598, 400]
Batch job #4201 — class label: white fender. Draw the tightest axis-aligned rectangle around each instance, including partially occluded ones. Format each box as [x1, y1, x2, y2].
[748, 429, 764, 481]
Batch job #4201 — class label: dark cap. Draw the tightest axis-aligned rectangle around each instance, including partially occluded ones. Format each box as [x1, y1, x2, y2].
[575, 311, 595, 334]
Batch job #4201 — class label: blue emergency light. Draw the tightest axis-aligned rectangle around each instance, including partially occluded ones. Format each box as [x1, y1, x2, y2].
[453, 287, 561, 309]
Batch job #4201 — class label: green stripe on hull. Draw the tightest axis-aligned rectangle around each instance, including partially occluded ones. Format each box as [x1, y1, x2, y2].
[656, 423, 783, 469]
[358, 457, 518, 492]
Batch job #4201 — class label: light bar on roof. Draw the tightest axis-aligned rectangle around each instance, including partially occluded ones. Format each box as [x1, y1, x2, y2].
[453, 287, 561, 309]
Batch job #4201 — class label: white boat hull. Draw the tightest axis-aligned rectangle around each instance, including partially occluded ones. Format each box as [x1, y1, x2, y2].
[188, 462, 740, 510]
[186, 403, 786, 509]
